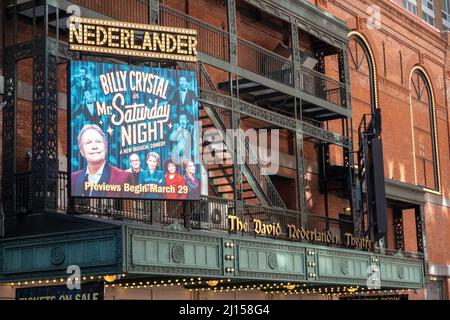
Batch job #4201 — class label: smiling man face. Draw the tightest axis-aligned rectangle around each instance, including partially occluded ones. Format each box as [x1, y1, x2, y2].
[179, 76, 187, 91]
[129, 153, 141, 170]
[79, 128, 107, 167]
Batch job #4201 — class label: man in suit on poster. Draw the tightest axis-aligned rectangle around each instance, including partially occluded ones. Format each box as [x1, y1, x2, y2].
[170, 76, 198, 122]
[71, 124, 134, 197]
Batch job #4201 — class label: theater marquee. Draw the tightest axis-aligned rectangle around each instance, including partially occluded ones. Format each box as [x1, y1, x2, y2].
[68, 16, 198, 62]
[227, 215, 375, 250]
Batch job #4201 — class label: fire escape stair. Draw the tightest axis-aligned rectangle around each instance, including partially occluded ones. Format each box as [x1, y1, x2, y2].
[199, 64, 287, 209]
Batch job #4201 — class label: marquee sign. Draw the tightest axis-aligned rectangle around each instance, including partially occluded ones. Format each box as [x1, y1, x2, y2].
[227, 215, 375, 250]
[69, 60, 201, 200]
[68, 16, 198, 62]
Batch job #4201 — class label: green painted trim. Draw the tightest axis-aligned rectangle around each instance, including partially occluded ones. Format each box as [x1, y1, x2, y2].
[0, 224, 119, 243]
[126, 227, 224, 278]
[126, 225, 424, 289]
[0, 222, 424, 289]
[0, 226, 123, 282]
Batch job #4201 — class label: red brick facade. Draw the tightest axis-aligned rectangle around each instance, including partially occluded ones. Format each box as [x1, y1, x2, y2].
[318, 0, 450, 299]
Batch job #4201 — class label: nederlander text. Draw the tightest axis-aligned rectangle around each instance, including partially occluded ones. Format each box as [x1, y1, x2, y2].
[69, 17, 198, 61]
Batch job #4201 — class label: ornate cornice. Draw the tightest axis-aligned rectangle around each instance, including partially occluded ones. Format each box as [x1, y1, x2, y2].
[377, 76, 410, 95]
[370, 0, 445, 46]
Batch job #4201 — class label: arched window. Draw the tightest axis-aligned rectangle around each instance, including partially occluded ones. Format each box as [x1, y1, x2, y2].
[347, 32, 378, 157]
[410, 67, 440, 191]
[347, 32, 378, 115]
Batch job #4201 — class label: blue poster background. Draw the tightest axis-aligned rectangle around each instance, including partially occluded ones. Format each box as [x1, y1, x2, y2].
[69, 60, 200, 200]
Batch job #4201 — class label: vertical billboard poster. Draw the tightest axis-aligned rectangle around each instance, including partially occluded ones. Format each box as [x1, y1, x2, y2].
[69, 61, 200, 200]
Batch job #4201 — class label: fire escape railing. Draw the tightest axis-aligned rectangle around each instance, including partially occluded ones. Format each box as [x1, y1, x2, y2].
[199, 64, 287, 208]
[159, 5, 347, 108]
[13, 170, 423, 258]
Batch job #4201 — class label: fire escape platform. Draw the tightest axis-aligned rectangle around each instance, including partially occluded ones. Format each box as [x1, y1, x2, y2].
[218, 77, 348, 122]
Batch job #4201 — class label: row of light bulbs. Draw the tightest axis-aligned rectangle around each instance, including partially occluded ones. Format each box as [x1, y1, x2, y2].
[105, 277, 228, 289]
[8, 276, 418, 297]
[261, 289, 413, 296]
[9, 276, 228, 287]
[9, 274, 127, 287]
[107, 282, 415, 297]
[69, 17, 198, 35]
[69, 45, 198, 62]
[104, 279, 416, 298]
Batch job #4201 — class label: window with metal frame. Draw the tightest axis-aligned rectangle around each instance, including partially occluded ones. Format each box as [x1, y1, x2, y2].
[410, 70, 439, 191]
[421, 0, 435, 26]
[402, 0, 418, 15]
[442, 0, 450, 29]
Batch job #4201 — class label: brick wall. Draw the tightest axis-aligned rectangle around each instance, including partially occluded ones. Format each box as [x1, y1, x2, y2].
[4, 0, 450, 287]
[71, 0, 149, 23]
[16, 58, 34, 173]
[319, 0, 450, 295]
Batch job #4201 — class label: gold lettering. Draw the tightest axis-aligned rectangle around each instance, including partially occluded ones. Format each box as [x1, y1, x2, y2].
[227, 215, 237, 232]
[188, 36, 197, 55]
[96, 26, 107, 46]
[227, 215, 248, 232]
[266, 224, 273, 236]
[254, 219, 262, 234]
[166, 34, 177, 53]
[108, 27, 120, 47]
[153, 33, 165, 52]
[142, 32, 152, 50]
[83, 24, 96, 45]
[300, 227, 306, 240]
[177, 35, 188, 54]
[120, 29, 130, 48]
[69, 18, 198, 61]
[287, 224, 296, 238]
[345, 233, 352, 246]
[275, 223, 281, 237]
[70, 25, 83, 44]
[260, 223, 266, 235]
[130, 30, 141, 49]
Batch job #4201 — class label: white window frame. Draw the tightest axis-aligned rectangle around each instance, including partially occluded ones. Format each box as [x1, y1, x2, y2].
[403, 0, 418, 15]
[422, 0, 435, 17]
[423, 12, 436, 26]
[443, 0, 450, 29]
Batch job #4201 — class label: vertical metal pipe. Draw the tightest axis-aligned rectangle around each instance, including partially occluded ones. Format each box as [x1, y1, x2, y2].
[44, 3, 49, 210]
[12, 0, 18, 212]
